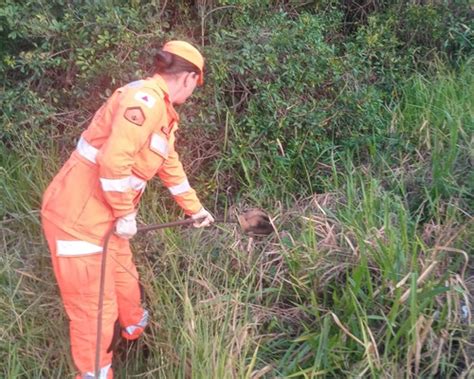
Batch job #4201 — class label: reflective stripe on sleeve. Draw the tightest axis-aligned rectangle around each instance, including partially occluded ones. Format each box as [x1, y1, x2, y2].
[130, 175, 147, 192]
[168, 179, 191, 195]
[100, 177, 132, 192]
[82, 363, 112, 379]
[56, 240, 103, 257]
[100, 175, 146, 193]
[77, 137, 147, 193]
[150, 133, 169, 158]
[126, 80, 144, 89]
[76, 136, 98, 164]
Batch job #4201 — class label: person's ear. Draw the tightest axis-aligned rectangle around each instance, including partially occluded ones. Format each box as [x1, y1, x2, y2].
[184, 72, 198, 87]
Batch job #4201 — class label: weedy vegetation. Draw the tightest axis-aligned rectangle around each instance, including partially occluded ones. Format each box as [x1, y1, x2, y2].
[1, 1, 473, 378]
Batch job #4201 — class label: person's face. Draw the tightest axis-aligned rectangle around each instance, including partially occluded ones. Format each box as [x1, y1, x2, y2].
[173, 72, 199, 105]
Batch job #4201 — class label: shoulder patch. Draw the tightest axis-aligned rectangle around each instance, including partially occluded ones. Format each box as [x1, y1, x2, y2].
[134, 91, 156, 109]
[124, 107, 145, 126]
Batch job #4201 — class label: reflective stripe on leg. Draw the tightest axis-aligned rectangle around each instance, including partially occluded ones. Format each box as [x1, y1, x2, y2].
[122, 309, 149, 339]
[113, 240, 145, 340]
[82, 363, 112, 379]
[56, 240, 103, 257]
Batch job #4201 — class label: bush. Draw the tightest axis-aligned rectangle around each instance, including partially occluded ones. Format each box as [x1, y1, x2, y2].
[201, 1, 472, 200]
[1, 1, 473, 378]
[0, 0, 166, 149]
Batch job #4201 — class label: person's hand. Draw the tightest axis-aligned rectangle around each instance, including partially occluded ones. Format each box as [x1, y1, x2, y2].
[191, 208, 215, 228]
[115, 212, 137, 239]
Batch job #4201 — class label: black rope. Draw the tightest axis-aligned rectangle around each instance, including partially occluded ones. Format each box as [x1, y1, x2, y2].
[94, 226, 114, 378]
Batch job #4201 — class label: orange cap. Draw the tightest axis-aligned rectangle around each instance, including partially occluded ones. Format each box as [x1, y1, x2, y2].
[162, 40, 204, 85]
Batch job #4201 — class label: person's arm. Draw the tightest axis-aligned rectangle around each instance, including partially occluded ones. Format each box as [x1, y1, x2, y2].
[156, 132, 203, 215]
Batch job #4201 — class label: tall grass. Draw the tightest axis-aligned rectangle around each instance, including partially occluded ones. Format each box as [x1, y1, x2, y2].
[1, 64, 472, 378]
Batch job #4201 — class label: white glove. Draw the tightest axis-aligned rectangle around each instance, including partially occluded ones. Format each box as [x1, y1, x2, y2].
[191, 208, 215, 228]
[115, 212, 137, 239]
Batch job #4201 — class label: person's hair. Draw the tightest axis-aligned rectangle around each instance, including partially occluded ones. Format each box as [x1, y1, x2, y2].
[154, 50, 200, 77]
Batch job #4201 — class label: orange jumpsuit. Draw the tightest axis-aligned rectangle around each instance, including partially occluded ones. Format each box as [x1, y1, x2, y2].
[41, 74, 203, 378]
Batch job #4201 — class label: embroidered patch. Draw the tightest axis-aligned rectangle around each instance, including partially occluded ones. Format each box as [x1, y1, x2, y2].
[124, 107, 145, 126]
[134, 91, 156, 108]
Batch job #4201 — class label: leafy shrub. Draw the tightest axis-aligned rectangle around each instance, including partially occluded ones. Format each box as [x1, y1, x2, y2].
[0, 0, 166, 149]
[203, 1, 472, 199]
[0, 0, 471, 200]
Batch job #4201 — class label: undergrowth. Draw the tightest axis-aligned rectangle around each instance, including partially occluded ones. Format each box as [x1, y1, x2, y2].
[1, 1, 473, 378]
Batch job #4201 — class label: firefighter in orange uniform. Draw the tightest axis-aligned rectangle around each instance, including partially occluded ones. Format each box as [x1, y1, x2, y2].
[41, 41, 214, 378]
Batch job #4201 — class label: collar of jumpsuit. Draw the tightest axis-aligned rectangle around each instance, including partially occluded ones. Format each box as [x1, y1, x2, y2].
[151, 73, 180, 125]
